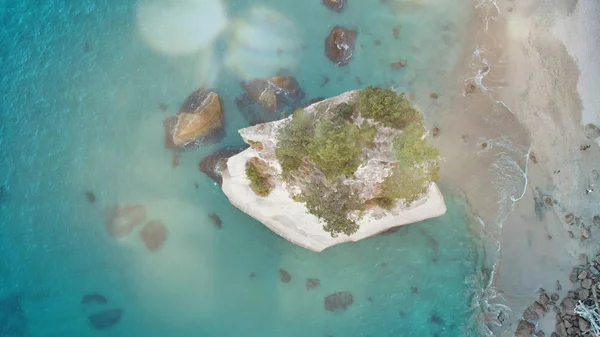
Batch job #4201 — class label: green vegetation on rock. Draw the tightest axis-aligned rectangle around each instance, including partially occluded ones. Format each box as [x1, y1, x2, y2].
[274, 87, 439, 236]
[245, 160, 273, 197]
[275, 109, 314, 178]
[359, 85, 422, 129]
[307, 116, 363, 179]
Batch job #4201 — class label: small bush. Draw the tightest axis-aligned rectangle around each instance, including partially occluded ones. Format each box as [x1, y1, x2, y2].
[358, 121, 377, 148]
[245, 161, 272, 197]
[393, 124, 439, 165]
[372, 197, 395, 210]
[303, 179, 361, 236]
[275, 109, 314, 178]
[359, 85, 422, 129]
[307, 117, 363, 180]
[334, 102, 354, 120]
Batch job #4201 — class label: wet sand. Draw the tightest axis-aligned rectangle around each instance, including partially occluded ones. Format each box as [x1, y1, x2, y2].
[421, 0, 600, 335]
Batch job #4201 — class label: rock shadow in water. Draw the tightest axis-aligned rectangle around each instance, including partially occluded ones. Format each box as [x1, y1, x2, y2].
[81, 293, 108, 305]
[85, 191, 96, 203]
[279, 269, 292, 283]
[199, 146, 248, 186]
[87, 308, 123, 330]
[208, 213, 222, 229]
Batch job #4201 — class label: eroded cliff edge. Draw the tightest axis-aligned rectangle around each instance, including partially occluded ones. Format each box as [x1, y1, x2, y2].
[222, 89, 447, 252]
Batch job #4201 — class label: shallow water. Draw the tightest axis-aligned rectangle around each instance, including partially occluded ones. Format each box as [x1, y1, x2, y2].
[0, 0, 491, 336]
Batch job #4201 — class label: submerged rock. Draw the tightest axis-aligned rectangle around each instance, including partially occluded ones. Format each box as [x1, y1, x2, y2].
[241, 76, 305, 113]
[81, 293, 108, 305]
[165, 89, 224, 148]
[139, 220, 168, 252]
[322, 0, 347, 12]
[106, 205, 147, 238]
[199, 146, 247, 186]
[279, 269, 292, 283]
[87, 308, 123, 330]
[306, 278, 321, 290]
[324, 292, 354, 312]
[208, 213, 222, 229]
[325, 26, 357, 66]
[85, 191, 96, 203]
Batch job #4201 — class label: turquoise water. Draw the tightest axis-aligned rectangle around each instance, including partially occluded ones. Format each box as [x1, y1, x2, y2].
[0, 0, 488, 336]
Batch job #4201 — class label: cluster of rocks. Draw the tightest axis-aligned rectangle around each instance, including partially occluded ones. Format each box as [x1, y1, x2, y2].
[106, 205, 168, 252]
[516, 253, 599, 336]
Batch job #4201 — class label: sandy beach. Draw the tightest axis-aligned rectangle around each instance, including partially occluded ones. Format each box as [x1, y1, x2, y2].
[434, 0, 600, 335]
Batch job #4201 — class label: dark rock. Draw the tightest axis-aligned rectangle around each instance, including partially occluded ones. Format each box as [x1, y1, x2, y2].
[139, 220, 168, 252]
[430, 312, 444, 325]
[556, 280, 562, 291]
[578, 288, 591, 300]
[87, 308, 123, 330]
[279, 269, 291, 283]
[555, 322, 567, 337]
[322, 0, 347, 12]
[81, 293, 108, 305]
[208, 213, 222, 229]
[106, 205, 147, 238]
[539, 293, 550, 306]
[579, 317, 591, 331]
[85, 191, 96, 203]
[393, 26, 401, 39]
[567, 291, 576, 299]
[199, 146, 247, 186]
[306, 278, 320, 290]
[581, 278, 593, 289]
[411, 286, 419, 294]
[523, 305, 540, 321]
[534, 330, 545, 337]
[430, 93, 439, 99]
[565, 213, 574, 223]
[324, 292, 354, 312]
[515, 320, 535, 337]
[390, 60, 407, 70]
[570, 270, 579, 283]
[553, 306, 560, 314]
[432, 127, 440, 138]
[325, 26, 357, 66]
[568, 231, 574, 239]
[581, 226, 591, 240]
[579, 253, 589, 265]
[563, 320, 572, 329]
[550, 333, 559, 337]
[550, 293, 560, 301]
[593, 215, 600, 225]
[578, 270, 589, 280]
[566, 327, 580, 335]
[529, 152, 538, 164]
[533, 301, 545, 315]
[561, 298, 577, 315]
[241, 76, 305, 113]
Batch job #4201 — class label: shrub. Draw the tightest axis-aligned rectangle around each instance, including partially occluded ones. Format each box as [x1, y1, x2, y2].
[245, 160, 272, 197]
[372, 197, 395, 210]
[275, 109, 314, 178]
[358, 121, 377, 149]
[303, 179, 361, 236]
[307, 117, 362, 179]
[359, 85, 422, 129]
[334, 102, 354, 120]
[393, 124, 439, 165]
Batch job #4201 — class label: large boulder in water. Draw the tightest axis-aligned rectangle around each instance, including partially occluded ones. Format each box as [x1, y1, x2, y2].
[325, 26, 357, 66]
[241, 76, 305, 113]
[165, 89, 224, 148]
[323, 0, 347, 12]
[199, 146, 247, 185]
[106, 205, 147, 238]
